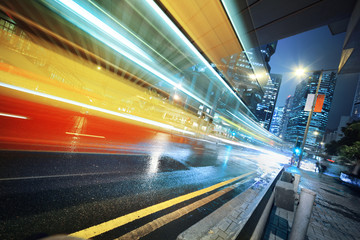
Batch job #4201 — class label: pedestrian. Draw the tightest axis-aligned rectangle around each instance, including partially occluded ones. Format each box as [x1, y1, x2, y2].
[319, 159, 328, 173]
[315, 161, 320, 172]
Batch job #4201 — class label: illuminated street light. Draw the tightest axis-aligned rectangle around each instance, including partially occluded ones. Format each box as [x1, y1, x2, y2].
[314, 131, 319, 136]
[295, 68, 306, 76]
[295, 67, 337, 168]
[173, 94, 180, 101]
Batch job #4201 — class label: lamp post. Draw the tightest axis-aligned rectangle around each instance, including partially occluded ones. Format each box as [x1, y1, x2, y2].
[296, 68, 337, 168]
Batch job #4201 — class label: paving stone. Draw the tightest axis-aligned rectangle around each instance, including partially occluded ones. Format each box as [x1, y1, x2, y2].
[217, 230, 227, 239]
[218, 219, 231, 232]
[227, 222, 238, 234]
[230, 210, 239, 219]
[234, 209, 242, 218]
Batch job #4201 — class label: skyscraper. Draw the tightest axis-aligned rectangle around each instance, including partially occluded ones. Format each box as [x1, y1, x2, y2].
[282, 95, 293, 140]
[255, 73, 282, 129]
[269, 106, 284, 136]
[351, 76, 360, 120]
[224, 42, 278, 115]
[285, 71, 337, 148]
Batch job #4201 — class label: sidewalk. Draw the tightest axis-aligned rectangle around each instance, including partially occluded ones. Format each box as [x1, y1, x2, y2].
[263, 166, 360, 240]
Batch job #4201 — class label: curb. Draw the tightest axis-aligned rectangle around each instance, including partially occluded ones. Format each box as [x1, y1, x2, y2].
[177, 167, 284, 240]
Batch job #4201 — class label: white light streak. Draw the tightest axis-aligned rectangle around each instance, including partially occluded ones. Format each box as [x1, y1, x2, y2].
[55, 0, 150, 61]
[0, 112, 28, 119]
[226, 110, 273, 138]
[65, 132, 105, 138]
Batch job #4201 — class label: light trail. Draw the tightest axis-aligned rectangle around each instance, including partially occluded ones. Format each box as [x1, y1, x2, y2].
[88, 0, 182, 72]
[0, 112, 28, 119]
[0, 82, 195, 136]
[43, 0, 210, 108]
[65, 132, 105, 139]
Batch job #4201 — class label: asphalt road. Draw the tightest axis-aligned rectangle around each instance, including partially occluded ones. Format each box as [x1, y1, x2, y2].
[0, 133, 285, 240]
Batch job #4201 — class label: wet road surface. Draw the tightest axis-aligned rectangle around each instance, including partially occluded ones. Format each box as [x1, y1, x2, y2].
[0, 133, 285, 240]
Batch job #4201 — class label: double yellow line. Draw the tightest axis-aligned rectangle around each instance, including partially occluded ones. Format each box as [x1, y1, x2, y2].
[70, 171, 255, 239]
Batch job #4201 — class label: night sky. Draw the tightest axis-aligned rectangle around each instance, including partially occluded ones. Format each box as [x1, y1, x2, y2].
[269, 25, 357, 130]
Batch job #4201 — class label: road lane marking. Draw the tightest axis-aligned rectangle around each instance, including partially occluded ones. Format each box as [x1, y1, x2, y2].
[69, 171, 256, 239]
[116, 178, 251, 239]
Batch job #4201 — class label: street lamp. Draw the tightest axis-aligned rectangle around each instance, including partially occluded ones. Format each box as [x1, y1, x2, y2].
[295, 68, 337, 168]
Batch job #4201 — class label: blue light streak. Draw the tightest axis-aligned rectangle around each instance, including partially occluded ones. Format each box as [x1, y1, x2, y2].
[51, 0, 151, 61]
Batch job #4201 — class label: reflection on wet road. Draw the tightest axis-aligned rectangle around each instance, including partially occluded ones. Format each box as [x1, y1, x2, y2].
[0, 133, 287, 240]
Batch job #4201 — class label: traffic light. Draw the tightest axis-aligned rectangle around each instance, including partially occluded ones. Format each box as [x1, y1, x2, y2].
[293, 140, 301, 156]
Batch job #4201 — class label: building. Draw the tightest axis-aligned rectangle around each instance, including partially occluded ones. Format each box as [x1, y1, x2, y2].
[285, 71, 337, 149]
[269, 106, 284, 136]
[336, 116, 352, 141]
[255, 73, 282, 129]
[224, 42, 277, 115]
[224, 51, 264, 114]
[324, 115, 352, 144]
[281, 95, 293, 140]
[351, 75, 360, 120]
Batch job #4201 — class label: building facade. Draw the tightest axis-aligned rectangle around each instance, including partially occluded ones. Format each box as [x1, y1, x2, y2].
[256, 73, 282, 129]
[351, 74, 360, 120]
[285, 71, 337, 149]
[281, 95, 293, 140]
[224, 42, 278, 116]
[269, 106, 284, 136]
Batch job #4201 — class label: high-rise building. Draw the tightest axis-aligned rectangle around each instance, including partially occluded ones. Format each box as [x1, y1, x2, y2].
[351, 75, 360, 120]
[282, 95, 293, 140]
[255, 73, 282, 129]
[224, 42, 278, 115]
[269, 106, 284, 136]
[285, 71, 337, 148]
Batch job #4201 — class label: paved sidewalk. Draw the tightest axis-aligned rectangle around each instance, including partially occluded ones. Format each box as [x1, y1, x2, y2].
[263, 166, 360, 240]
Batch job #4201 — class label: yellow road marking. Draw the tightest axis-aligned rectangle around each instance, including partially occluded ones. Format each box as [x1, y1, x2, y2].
[69, 171, 255, 239]
[116, 178, 250, 239]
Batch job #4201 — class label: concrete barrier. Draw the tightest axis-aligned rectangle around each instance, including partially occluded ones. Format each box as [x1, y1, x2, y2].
[274, 180, 295, 211]
[280, 171, 294, 183]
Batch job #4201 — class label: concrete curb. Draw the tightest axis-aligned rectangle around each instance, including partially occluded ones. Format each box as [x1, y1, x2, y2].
[177, 167, 284, 240]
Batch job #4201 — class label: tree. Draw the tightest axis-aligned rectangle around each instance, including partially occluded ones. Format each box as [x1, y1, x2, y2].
[339, 141, 360, 175]
[325, 121, 360, 176]
[325, 140, 340, 155]
[339, 121, 360, 146]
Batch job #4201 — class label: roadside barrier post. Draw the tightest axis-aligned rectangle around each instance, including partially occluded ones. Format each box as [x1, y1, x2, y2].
[289, 188, 316, 240]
